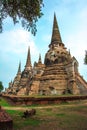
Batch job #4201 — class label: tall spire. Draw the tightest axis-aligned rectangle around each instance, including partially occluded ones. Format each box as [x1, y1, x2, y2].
[17, 61, 21, 74]
[38, 54, 42, 64]
[49, 13, 63, 47]
[25, 47, 32, 70]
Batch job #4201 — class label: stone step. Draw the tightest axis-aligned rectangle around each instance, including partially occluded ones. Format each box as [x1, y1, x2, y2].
[45, 67, 66, 71]
[43, 71, 67, 75]
[41, 75, 68, 80]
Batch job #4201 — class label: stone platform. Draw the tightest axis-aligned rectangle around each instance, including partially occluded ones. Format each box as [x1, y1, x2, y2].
[3, 95, 87, 106]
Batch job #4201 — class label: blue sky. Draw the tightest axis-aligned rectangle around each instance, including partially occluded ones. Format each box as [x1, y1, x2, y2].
[0, 0, 87, 88]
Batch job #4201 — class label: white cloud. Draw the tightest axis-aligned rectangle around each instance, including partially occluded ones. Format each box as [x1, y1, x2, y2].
[64, 11, 87, 81]
[0, 29, 39, 62]
[0, 29, 38, 55]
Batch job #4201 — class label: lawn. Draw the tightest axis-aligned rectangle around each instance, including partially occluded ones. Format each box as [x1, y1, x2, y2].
[6, 109, 41, 130]
[1, 97, 87, 130]
[0, 97, 11, 107]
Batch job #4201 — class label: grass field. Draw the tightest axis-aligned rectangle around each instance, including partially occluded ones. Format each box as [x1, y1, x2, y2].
[1, 97, 87, 130]
[0, 97, 11, 106]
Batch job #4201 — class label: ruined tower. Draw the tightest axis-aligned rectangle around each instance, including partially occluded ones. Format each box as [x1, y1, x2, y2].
[12, 61, 21, 88]
[6, 14, 87, 96]
[7, 62, 21, 94]
[27, 54, 45, 95]
[17, 47, 32, 95]
[39, 14, 87, 95]
[25, 47, 32, 71]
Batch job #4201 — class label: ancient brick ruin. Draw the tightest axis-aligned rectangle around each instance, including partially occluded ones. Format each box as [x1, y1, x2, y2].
[5, 14, 87, 96]
[0, 106, 13, 130]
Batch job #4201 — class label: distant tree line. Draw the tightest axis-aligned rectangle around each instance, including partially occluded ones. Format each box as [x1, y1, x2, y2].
[84, 51, 87, 64]
[0, 81, 4, 92]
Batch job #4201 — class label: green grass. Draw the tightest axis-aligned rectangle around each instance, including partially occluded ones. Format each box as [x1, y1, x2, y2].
[36, 104, 87, 130]
[6, 109, 22, 115]
[1, 97, 87, 130]
[57, 112, 87, 130]
[6, 109, 42, 130]
[0, 98, 11, 107]
[56, 113, 65, 117]
[54, 105, 87, 130]
[8, 94, 85, 98]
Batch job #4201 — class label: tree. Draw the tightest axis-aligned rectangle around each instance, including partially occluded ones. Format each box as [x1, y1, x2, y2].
[0, 0, 44, 35]
[0, 81, 4, 92]
[84, 50, 87, 64]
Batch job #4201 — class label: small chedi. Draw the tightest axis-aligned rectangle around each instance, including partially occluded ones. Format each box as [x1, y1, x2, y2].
[5, 14, 87, 96]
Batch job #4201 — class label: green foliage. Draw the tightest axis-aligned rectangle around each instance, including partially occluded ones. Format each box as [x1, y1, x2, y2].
[0, 0, 44, 35]
[84, 50, 87, 64]
[0, 81, 4, 92]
